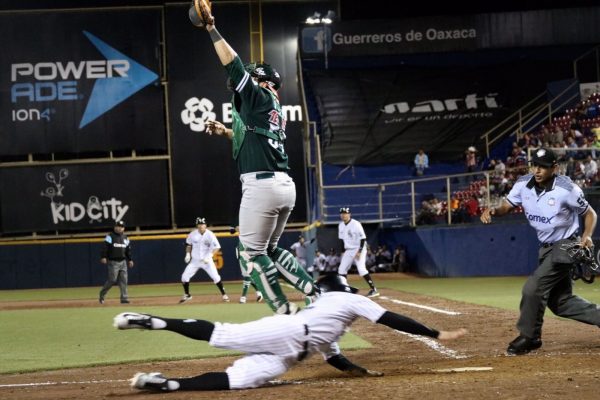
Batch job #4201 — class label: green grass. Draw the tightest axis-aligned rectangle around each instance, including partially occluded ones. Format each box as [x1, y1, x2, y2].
[0, 285, 370, 374]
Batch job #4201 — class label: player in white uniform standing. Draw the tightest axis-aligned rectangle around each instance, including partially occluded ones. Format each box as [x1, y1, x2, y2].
[180, 217, 229, 303]
[290, 236, 308, 269]
[115, 274, 467, 392]
[481, 148, 600, 355]
[338, 207, 379, 297]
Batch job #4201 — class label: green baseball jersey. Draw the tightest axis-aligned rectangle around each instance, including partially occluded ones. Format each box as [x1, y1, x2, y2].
[225, 57, 289, 174]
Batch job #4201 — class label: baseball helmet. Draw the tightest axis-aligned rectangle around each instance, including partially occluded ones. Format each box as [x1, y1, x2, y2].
[339, 207, 350, 214]
[195, 217, 207, 225]
[114, 220, 125, 227]
[244, 62, 282, 90]
[316, 274, 358, 294]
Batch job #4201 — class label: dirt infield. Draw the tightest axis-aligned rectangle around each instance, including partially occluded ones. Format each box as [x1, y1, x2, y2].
[2, 286, 600, 400]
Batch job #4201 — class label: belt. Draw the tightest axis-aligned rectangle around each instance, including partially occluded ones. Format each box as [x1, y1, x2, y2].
[256, 172, 275, 180]
[297, 324, 310, 361]
[541, 234, 576, 248]
[240, 171, 288, 183]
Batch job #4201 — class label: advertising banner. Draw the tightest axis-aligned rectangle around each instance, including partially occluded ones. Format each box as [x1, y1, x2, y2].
[0, 161, 170, 233]
[0, 9, 165, 155]
[301, 16, 478, 57]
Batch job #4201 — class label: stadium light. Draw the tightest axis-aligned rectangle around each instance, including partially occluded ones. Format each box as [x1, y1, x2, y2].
[306, 12, 321, 24]
[321, 10, 336, 24]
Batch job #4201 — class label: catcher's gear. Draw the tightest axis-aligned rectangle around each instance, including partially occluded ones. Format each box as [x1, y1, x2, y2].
[560, 242, 600, 284]
[188, 0, 214, 28]
[317, 274, 358, 294]
[244, 62, 282, 90]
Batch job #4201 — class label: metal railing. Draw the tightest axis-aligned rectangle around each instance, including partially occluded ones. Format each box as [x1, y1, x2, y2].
[319, 169, 517, 227]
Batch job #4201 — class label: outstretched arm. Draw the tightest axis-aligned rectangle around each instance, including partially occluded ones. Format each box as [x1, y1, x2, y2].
[376, 311, 467, 340]
[480, 198, 514, 224]
[206, 25, 236, 66]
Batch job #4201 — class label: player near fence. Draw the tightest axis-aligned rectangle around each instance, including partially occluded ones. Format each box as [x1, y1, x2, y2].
[190, 0, 317, 314]
[338, 207, 379, 297]
[115, 274, 467, 392]
[481, 147, 600, 355]
[180, 217, 229, 303]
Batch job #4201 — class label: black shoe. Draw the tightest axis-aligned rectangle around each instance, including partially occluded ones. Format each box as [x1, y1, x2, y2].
[99, 297, 105, 304]
[120, 299, 130, 304]
[507, 335, 542, 355]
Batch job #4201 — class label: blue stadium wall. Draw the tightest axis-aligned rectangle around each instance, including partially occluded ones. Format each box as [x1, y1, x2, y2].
[0, 231, 300, 290]
[379, 223, 539, 277]
[316, 221, 542, 277]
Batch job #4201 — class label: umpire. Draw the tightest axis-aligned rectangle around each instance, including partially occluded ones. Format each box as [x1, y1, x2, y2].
[481, 148, 600, 355]
[99, 220, 134, 304]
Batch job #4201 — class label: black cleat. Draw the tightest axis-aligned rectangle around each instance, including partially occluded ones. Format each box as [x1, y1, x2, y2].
[507, 335, 542, 355]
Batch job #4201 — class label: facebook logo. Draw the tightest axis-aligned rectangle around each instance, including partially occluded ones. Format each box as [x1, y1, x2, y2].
[301, 26, 332, 54]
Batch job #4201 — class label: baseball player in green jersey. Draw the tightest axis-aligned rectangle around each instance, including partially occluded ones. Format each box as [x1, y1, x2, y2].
[192, 7, 317, 314]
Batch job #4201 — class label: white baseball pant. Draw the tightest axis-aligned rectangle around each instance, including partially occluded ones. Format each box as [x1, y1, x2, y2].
[181, 259, 221, 283]
[239, 171, 296, 256]
[209, 314, 306, 388]
[338, 247, 368, 276]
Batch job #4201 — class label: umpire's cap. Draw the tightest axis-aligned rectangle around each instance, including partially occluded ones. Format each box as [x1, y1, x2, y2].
[114, 220, 125, 227]
[317, 274, 359, 294]
[195, 217, 207, 225]
[529, 148, 558, 168]
[339, 207, 350, 214]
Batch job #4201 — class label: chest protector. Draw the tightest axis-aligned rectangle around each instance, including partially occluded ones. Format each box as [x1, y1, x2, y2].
[231, 90, 286, 160]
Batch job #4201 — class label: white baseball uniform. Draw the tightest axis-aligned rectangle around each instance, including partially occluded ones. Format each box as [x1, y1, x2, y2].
[290, 240, 307, 268]
[182, 229, 221, 283]
[338, 219, 368, 276]
[209, 291, 386, 389]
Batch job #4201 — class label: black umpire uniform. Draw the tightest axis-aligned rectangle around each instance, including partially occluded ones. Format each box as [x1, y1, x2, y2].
[99, 220, 134, 304]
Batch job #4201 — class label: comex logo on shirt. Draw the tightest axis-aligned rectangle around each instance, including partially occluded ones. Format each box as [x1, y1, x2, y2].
[526, 213, 555, 224]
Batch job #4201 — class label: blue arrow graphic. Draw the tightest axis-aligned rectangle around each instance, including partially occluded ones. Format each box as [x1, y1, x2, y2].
[79, 31, 158, 129]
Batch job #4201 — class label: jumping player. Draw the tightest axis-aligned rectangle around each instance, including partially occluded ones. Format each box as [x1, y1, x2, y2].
[180, 217, 229, 303]
[192, 3, 316, 314]
[338, 207, 379, 297]
[115, 274, 467, 392]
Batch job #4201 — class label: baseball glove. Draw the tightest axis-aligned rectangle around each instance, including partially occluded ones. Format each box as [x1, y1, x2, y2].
[188, 0, 214, 28]
[560, 242, 600, 284]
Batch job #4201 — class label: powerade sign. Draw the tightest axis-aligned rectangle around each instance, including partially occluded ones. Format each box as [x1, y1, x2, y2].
[0, 10, 166, 155]
[11, 31, 157, 128]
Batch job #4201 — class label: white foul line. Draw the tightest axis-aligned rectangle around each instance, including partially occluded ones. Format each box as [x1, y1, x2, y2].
[395, 331, 468, 359]
[0, 379, 128, 388]
[379, 296, 461, 315]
